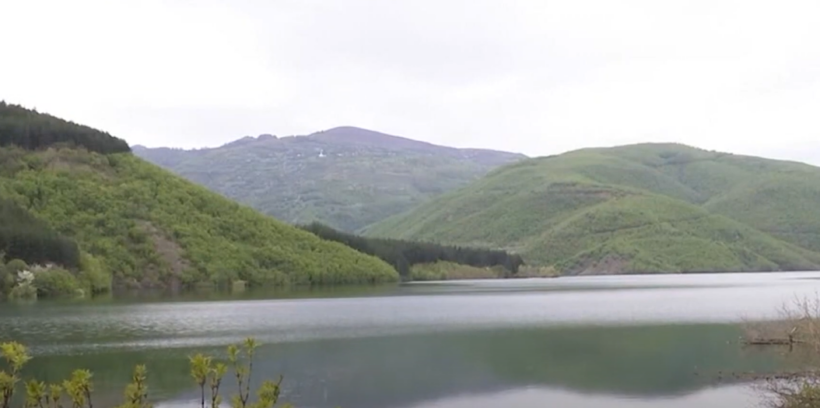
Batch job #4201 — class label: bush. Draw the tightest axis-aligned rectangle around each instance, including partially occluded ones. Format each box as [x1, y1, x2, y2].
[33, 267, 81, 298]
[1, 259, 27, 297]
[77, 253, 112, 294]
[745, 294, 820, 408]
[8, 284, 36, 300]
[4, 259, 27, 274]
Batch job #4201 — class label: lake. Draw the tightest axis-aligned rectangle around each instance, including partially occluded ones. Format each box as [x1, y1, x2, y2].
[3, 271, 820, 408]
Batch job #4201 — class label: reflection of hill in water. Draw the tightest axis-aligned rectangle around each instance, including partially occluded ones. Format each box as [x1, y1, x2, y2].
[21, 323, 778, 408]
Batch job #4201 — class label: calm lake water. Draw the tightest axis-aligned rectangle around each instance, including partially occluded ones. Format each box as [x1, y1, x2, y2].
[3, 271, 820, 408]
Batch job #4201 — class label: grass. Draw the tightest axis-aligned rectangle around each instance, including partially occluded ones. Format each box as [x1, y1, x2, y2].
[366, 143, 820, 274]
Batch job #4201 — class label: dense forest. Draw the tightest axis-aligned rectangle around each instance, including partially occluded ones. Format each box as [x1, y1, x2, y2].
[0, 198, 80, 268]
[0, 101, 131, 154]
[0, 104, 399, 300]
[299, 222, 525, 279]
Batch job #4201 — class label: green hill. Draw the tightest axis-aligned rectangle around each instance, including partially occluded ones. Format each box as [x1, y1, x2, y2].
[0, 102, 397, 297]
[133, 127, 525, 232]
[365, 143, 820, 274]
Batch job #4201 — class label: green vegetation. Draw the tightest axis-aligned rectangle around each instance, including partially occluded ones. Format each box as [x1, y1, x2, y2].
[299, 222, 524, 280]
[0, 338, 295, 408]
[367, 143, 820, 274]
[409, 261, 504, 280]
[0, 104, 398, 298]
[133, 126, 524, 232]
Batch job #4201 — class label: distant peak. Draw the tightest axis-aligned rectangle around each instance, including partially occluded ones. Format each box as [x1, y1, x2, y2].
[219, 133, 280, 149]
[314, 126, 396, 138]
[307, 126, 436, 150]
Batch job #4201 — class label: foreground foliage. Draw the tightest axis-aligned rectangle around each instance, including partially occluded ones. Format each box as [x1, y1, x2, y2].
[0, 338, 294, 408]
[0, 104, 398, 293]
[368, 143, 820, 274]
[299, 222, 524, 279]
[133, 126, 524, 232]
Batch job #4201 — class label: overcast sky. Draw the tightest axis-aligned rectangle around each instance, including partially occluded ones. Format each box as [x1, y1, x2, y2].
[2, 0, 820, 163]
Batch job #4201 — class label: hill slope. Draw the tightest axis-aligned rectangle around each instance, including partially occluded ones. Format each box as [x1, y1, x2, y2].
[0, 102, 397, 294]
[366, 143, 820, 274]
[133, 127, 525, 232]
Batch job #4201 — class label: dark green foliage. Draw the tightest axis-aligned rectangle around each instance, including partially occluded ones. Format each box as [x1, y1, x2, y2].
[299, 222, 524, 279]
[0, 198, 80, 269]
[368, 143, 820, 274]
[0, 102, 130, 154]
[133, 127, 524, 232]
[0, 270, 11, 297]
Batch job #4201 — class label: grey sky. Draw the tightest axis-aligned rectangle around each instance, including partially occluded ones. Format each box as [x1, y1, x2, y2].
[2, 0, 820, 163]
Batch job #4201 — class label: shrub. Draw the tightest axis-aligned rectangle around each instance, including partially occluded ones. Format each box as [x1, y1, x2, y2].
[4, 259, 27, 274]
[77, 253, 112, 295]
[8, 283, 36, 300]
[33, 267, 81, 298]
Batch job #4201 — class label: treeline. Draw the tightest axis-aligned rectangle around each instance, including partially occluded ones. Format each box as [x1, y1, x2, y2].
[299, 222, 525, 278]
[0, 198, 80, 268]
[0, 101, 131, 154]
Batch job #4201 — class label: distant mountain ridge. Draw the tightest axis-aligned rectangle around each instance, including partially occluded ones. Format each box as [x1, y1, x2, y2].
[133, 126, 525, 232]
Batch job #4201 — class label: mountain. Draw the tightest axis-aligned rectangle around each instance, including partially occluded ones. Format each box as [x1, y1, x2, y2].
[365, 143, 820, 275]
[132, 127, 525, 232]
[0, 102, 397, 297]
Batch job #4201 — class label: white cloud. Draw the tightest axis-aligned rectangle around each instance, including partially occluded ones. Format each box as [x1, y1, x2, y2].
[1, 0, 819, 164]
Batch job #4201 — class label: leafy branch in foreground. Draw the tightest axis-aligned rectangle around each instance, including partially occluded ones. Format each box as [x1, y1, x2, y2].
[0, 338, 293, 408]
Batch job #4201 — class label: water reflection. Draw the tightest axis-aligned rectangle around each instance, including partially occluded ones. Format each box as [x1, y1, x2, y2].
[14, 324, 789, 408]
[4, 272, 820, 407]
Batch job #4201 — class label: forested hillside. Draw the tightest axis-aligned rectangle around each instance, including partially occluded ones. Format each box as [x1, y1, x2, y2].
[0, 102, 398, 299]
[367, 143, 820, 275]
[133, 127, 525, 232]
